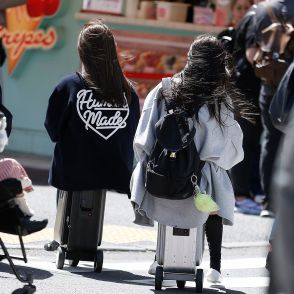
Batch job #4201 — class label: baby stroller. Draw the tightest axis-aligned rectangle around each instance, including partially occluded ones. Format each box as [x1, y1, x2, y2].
[0, 179, 47, 294]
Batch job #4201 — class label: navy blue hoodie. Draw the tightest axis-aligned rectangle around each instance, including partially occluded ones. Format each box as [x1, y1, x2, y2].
[45, 73, 140, 193]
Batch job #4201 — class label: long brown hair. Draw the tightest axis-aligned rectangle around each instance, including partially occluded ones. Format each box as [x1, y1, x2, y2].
[77, 20, 131, 106]
[165, 34, 254, 125]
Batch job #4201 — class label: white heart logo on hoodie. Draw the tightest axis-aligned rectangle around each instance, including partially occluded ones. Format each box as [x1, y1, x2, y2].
[76, 89, 129, 140]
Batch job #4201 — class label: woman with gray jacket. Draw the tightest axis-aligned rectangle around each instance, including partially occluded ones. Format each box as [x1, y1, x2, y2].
[131, 35, 250, 283]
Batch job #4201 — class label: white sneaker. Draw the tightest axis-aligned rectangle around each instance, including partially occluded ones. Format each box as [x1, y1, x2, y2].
[206, 268, 222, 283]
[14, 197, 35, 217]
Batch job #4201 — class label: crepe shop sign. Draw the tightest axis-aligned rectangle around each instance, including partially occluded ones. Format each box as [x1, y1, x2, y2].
[0, 26, 57, 60]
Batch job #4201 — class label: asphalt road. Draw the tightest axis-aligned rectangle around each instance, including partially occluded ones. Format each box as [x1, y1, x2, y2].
[1, 247, 269, 294]
[0, 185, 275, 294]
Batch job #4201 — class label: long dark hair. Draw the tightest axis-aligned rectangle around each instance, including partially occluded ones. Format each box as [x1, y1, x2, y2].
[165, 34, 254, 125]
[77, 20, 131, 106]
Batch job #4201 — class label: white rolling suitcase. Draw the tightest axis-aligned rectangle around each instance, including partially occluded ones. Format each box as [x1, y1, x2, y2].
[155, 224, 205, 292]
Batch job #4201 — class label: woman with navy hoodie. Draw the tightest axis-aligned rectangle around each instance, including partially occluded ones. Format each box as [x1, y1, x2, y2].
[45, 20, 140, 193]
[44, 20, 140, 251]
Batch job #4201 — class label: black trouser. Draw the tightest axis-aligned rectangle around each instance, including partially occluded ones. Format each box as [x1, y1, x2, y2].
[259, 92, 282, 205]
[230, 117, 263, 197]
[205, 215, 223, 272]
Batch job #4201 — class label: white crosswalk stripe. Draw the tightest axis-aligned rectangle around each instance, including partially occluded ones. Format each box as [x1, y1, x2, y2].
[4, 255, 269, 291]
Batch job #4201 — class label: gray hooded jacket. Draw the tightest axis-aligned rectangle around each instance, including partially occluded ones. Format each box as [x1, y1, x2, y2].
[130, 83, 244, 228]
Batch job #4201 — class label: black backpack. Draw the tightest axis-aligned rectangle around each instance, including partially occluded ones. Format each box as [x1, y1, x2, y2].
[145, 78, 204, 200]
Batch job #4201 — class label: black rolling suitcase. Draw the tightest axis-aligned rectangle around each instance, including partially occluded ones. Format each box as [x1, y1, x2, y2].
[53, 189, 106, 272]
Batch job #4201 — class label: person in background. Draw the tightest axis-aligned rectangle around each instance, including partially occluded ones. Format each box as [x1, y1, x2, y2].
[131, 34, 251, 283]
[218, 0, 264, 215]
[231, 0, 253, 27]
[0, 87, 34, 218]
[246, 0, 294, 217]
[266, 60, 294, 292]
[0, 157, 34, 216]
[230, 0, 265, 215]
[0, 86, 47, 233]
[218, 0, 253, 53]
[44, 20, 140, 251]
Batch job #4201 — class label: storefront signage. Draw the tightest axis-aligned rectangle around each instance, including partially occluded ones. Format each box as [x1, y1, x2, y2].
[0, 2, 60, 75]
[82, 0, 124, 15]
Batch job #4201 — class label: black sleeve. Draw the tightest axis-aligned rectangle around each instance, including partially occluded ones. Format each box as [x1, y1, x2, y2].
[44, 80, 71, 143]
[254, 4, 272, 45]
[245, 21, 256, 48]
[243, 10, 259, 49]
[235, 11, 253, 51]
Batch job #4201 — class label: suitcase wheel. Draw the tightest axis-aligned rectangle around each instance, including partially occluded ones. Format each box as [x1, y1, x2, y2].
[94, 250, 103, 273]
[176, 280, 186, 289]
[56, 247, 66, 270]
[68, 259, 79, 267]
[195, 268, 203, 293]
[155, 266, 163, 290]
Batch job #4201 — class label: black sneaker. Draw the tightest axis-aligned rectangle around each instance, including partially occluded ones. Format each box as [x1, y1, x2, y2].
[21, 218, 48, 235]
[260, 202, 275, 218]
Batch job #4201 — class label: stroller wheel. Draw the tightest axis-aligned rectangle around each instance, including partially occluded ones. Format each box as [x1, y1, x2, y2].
[12, 284, 36, 294]
[56, 247, 65, 269]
